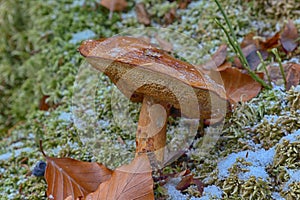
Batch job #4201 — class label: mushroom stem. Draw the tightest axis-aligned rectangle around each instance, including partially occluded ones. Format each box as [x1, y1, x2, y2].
[136, 95, 170, 163]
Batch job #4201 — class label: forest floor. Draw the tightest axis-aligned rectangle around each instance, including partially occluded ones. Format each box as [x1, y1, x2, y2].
[0, 0, 299, 199]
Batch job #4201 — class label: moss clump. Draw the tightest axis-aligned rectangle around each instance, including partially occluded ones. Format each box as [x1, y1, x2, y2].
[220, 159, 272, 199]
[273, 139, 300, 169]
[241, 176, 272, 199]
[283, 182, 300, 200]
[251, 0, 300, 20]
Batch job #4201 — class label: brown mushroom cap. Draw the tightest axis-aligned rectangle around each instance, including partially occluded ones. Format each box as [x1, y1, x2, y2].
[79, 36, 229, 119]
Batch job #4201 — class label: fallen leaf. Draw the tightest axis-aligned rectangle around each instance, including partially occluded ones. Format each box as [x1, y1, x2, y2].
[246, 48, 268, 71]
[192, 178, 204, 195]
[260, 32, 280, 50]
[178, 0, 191, 9]
[241, 32, 259, 48]
[45, 157, 112, 200]
[163, 7, 177, 25]
[280, 20, 299, 53]
[176, 174, 194, 191]
[86, 154, 154, 200]
[39, 95, 51, 111]
[100, 0, 127, 11]
[202, 44, 227, 70]
[233, 44, 268, 70]
[216, 61, 232, 72]
[220, 67, 263, 103]
[285, 62, 300, 90]
[135, 3, 151, 26]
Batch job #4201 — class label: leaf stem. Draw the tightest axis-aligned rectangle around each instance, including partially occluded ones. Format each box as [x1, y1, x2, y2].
[214, 0, 272, 89]
[257, 50, 272, 86]
[271, 48, 287, 89]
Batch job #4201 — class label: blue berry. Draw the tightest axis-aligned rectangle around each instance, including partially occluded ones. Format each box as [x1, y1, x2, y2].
[32, 160, 46, 177]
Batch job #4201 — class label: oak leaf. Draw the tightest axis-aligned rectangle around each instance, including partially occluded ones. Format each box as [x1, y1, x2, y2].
[45, 157, 112, 200]
[86, 154, 154, 200]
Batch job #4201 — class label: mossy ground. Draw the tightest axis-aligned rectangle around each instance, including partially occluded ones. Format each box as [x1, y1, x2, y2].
[0, 0, 299, 199]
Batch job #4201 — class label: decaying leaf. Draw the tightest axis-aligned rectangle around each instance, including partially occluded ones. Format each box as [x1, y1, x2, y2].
[45, 157, 112, 200]
[220, 67, 263, 103]
[163, 7, 177, 25]
[178, 0, 191, 9]
[176, 174, 194, 191]
[39, 95, 51, 111]
[259, 32, 281, 50]
[86, 154, 154, 200]
[175, 173, 204, 195]
[233, 44, 268, 70]
[280, 20, 299, 53]
[135, 2, 151, 26]
[100, 0, 127, 12]
[285, 62, 300, 90]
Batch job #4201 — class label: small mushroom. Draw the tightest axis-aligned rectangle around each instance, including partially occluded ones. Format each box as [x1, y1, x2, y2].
[79, 36, 229, 164]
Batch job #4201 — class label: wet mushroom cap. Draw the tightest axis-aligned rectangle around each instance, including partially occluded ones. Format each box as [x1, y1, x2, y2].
[79, 36, 229, 119]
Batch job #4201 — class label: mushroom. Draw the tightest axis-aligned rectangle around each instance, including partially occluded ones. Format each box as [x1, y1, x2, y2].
[79, 36, 229, 165]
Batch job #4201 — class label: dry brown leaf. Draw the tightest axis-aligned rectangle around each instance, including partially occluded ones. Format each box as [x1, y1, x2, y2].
[216, 61, 232, 72]
[220, 67, 262, 103]
[45, 157, 112, 200]
[39, 95, 51, 111]
[178, 0, 192, 9]
[259, 32, 281, 50]
[192, 178, 204, 195]
[285, 62, 300, 90]
[280, 20, 299, 53]
[86, 154, 154, 200]
[241, 32, 259, 48]
[202, 44, 227, 70]
[233, 44, 268, 70]
[100, 0, 127, 12]
[176, 174, 194, 191]
[163, 7, 177, 25]
[135, 3, 151, 26]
